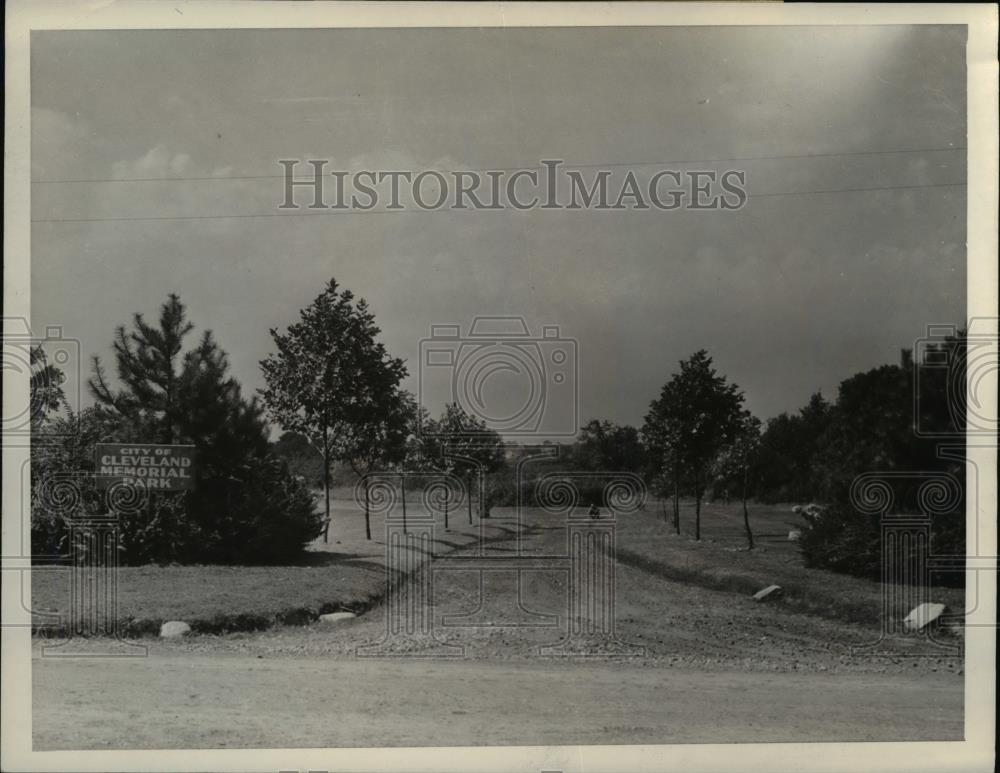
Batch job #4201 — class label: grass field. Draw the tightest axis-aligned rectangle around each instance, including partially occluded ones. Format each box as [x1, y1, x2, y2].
[615, 499, 966, 625]
[30, 495, 965, 637]
[30, 500, 512, 636]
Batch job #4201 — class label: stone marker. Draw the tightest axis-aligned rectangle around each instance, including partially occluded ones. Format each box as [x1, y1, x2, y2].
[788, 529, 802, 542]
[160, 620, 191, 638]
[753, 584, 783, 602]
[903, 602, 947, 632]
[319, 611, 357, 624]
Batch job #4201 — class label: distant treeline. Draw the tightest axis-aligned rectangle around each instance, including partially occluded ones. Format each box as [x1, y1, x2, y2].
[31, 278, 966, 580]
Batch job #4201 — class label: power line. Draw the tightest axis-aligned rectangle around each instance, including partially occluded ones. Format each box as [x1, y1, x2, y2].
[30, 145, 966, 185]
[566, 146, 965, 172]
[751, 180, 965, 199]
[30, 180, 966, 224]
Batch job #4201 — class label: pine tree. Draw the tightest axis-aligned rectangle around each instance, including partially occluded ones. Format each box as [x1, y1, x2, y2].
[90, 294, 268, 465]
[88, 294, 320, 562]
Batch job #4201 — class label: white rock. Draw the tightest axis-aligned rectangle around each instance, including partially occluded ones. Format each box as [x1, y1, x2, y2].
[788, 529, 802, 542]
[753, 585, 783, 602]
[160, 620, 191, 638]
[903, 602, 947, 632]
[319, 611, 357, 624]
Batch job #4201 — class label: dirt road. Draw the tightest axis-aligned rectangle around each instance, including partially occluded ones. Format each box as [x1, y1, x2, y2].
[33, 655, 962, 749]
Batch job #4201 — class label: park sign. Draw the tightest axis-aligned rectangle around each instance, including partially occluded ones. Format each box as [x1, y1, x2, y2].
[95, 443, 197, 491]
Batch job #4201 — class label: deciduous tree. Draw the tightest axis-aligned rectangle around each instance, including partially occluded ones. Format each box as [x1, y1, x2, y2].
[643, 350, 744, 540]
[422, 403, 506, 528]
[260, 279, 407, 541]
[713, 412, 762, 549]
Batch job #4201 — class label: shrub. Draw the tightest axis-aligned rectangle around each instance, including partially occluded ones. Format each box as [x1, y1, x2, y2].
[31, 410, 322, 565]
[31, 407, 118, 558]
[799, 501, 964, 587]
[482, 471, 631, 512]
[798, 502, 882, 578]
[188, 457, 324, 564]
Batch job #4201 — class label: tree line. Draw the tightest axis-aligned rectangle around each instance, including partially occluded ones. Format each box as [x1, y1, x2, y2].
[31, 277, 965, 580]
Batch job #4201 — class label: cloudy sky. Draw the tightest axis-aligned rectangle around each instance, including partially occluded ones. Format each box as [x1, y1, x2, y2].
[31, 25, 966, 431]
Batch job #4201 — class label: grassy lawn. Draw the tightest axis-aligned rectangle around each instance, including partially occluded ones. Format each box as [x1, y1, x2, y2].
[31, 499, 512, 636]
[32, 563, 384, 636]
[616, 499, 966, 625]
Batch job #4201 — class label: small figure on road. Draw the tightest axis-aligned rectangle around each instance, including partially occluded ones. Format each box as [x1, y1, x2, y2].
[588, 503, 600, 518]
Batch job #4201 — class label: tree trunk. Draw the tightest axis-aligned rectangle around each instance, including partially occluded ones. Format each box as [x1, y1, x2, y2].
[444, 482, 450, 531]
[672, 461, 680, 535]
[467, 475, 474, 525]
[322, 440, 331, 543]
[481, 472, 491, 519]
[742, 466, 754, 550]
[401, 473, 407, 534]
[694, 469, 701, 541]
[364, 476, 372, 541]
